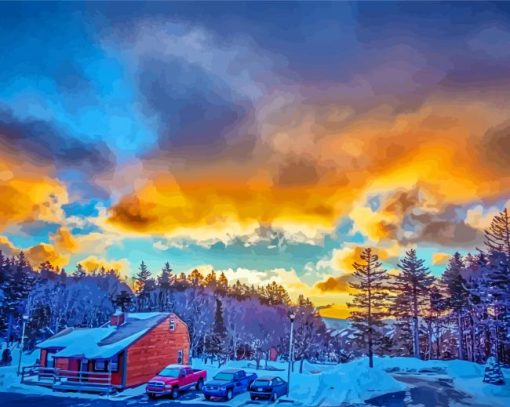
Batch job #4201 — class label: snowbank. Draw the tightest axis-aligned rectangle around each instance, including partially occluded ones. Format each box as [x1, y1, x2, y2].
[313, 358, 406, 406]
[191, 357, 406, 406]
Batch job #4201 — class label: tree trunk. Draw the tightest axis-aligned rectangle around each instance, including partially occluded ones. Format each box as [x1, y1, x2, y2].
[457, 312, 465, 360]
[412, 316, 420, 359]
[427, 322, 433, 360]
[435, 321, 441, 359]
[412, 284, 420, 359]
[469, 314, 476, 362]
[368, 281, 373, 368]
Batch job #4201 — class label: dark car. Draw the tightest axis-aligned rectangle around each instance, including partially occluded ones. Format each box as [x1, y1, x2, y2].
[249, 376, 288, 401]
[202, 368, 257, 401]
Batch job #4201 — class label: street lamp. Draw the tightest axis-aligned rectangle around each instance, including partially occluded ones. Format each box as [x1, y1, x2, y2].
[17, 314, 29, 376]
[287, 310, 296, 397]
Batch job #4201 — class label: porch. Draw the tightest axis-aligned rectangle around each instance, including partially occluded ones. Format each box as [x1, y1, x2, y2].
[21, 365, 115, 394]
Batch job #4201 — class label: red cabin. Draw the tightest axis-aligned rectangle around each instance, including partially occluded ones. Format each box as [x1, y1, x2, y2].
[37, 312, 190, 390]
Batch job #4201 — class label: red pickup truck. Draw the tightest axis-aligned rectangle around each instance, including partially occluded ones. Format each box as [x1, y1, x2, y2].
[146, 364, 207, 399]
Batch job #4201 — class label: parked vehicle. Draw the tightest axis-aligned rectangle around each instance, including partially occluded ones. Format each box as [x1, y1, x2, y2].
[249, 376, 288, 401]
[146, 364, 207, 399]
[202, 368, 257, 401]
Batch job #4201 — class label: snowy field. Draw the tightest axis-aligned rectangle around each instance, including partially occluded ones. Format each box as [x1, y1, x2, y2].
[1, 346, 510, 406]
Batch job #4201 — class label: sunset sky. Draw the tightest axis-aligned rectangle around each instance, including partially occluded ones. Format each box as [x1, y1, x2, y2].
[1, 2, 510, 318]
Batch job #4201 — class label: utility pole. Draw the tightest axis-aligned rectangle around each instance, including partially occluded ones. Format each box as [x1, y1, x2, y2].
[287, 310, 296, 396]
[17, 314, 29, 376]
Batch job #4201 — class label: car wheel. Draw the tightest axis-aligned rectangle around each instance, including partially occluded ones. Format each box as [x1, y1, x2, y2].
[205, 395, 211, 400]
[272, 392, 278, 402]
[226, 388, 233, 401]
[171, 387, 179, 399]
[148, 393, 156, 400]
[196, 378, 204, 391]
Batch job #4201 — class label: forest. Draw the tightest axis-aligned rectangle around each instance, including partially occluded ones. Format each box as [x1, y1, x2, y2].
[0, 208, 509, 369]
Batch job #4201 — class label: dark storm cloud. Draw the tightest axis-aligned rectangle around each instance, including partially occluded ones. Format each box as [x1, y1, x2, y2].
[315, 275, 353, 293]
[138, 58, 254, 160]
[402, 205, 483, 248]
[275, 159, 320, 188]
[0, 109, 115, 173]
[481, 121, 510, 175]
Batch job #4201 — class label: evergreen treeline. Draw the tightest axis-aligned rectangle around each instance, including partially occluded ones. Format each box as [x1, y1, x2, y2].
[0, 257, 332, 369]
[348, 208, 510, 366]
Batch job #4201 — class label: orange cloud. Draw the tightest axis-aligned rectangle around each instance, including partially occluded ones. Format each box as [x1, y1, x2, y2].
[51, 227, 79, 253]
[0, 157, 68, 231]
[26, 243, 69, 269]
[432, 252, 451, 266]
[0, 235, 18, 256]
[79, 255, 129, 279]
[0, 235, 69, 269]
[315, 275, 352, 293]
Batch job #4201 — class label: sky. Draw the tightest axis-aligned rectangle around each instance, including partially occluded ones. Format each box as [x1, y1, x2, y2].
[1, 2, 510, 318]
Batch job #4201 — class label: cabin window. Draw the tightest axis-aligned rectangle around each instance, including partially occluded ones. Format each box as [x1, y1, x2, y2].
[169, 319, 176, 331]
[177, 350, 183, 364]
[95, 359, 107, 371]
[110, 354, 119, 372]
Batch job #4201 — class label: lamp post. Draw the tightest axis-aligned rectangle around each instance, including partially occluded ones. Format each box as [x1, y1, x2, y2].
[287, 310, 296, 397]
[17, 314, 29, 376]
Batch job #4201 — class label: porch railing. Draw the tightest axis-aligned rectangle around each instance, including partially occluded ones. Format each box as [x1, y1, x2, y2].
[21, 365, 113, 393]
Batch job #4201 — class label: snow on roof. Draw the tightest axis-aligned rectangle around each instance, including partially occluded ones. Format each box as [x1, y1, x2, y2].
[127, 312, 165, 320]
[38, 312, 171, 359]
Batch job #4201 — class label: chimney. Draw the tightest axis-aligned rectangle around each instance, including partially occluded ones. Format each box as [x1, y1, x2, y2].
[111, 309, 125, 327]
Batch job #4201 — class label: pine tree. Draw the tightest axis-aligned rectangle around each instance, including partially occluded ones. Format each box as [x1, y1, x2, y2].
[216, 272, 229, 295]
[390, 249, 434, 359]
[174, 272, 189, 290]
[204, 270, 217, 289]
[426, 285, 447, 359]
[207, 298, 228, 364]
[483, 208, 510, 363]
[72, 263, 86, 279]
[39, 261, 57, 281]
[113, 290, 133, 312]
[442, 252, 469, 360]
[157, 262, 174, 310]
[347, 248, 389, 368]
[3, 252, 36, 344]
[483, 356, 505, 385]
[134, 261, 153, 311]
[188, 269, 204, 287]
[262, 282, 291, 306]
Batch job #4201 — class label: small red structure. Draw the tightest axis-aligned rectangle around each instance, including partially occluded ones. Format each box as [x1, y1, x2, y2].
[269, 347, 278, 361]
[37, 312, 190, 391]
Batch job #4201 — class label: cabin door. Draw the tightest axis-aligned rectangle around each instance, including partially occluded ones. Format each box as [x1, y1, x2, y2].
[79, 359, 89, 381]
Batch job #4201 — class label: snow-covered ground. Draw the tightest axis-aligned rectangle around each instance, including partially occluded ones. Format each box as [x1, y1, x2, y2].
[373, 356, 510, 407]
[1, 345, 509, 406]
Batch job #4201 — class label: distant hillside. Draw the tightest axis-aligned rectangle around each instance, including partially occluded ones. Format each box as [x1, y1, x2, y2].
[322, 317, 352, 331]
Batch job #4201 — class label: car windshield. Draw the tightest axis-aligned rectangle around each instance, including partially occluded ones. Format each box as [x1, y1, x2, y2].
[253, 379, 271, 387]
[158, 367, 180, 378]
[213, 372, 235, 381]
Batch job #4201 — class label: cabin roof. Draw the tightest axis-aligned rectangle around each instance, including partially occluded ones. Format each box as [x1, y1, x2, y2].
[37, 312, 173, 359]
